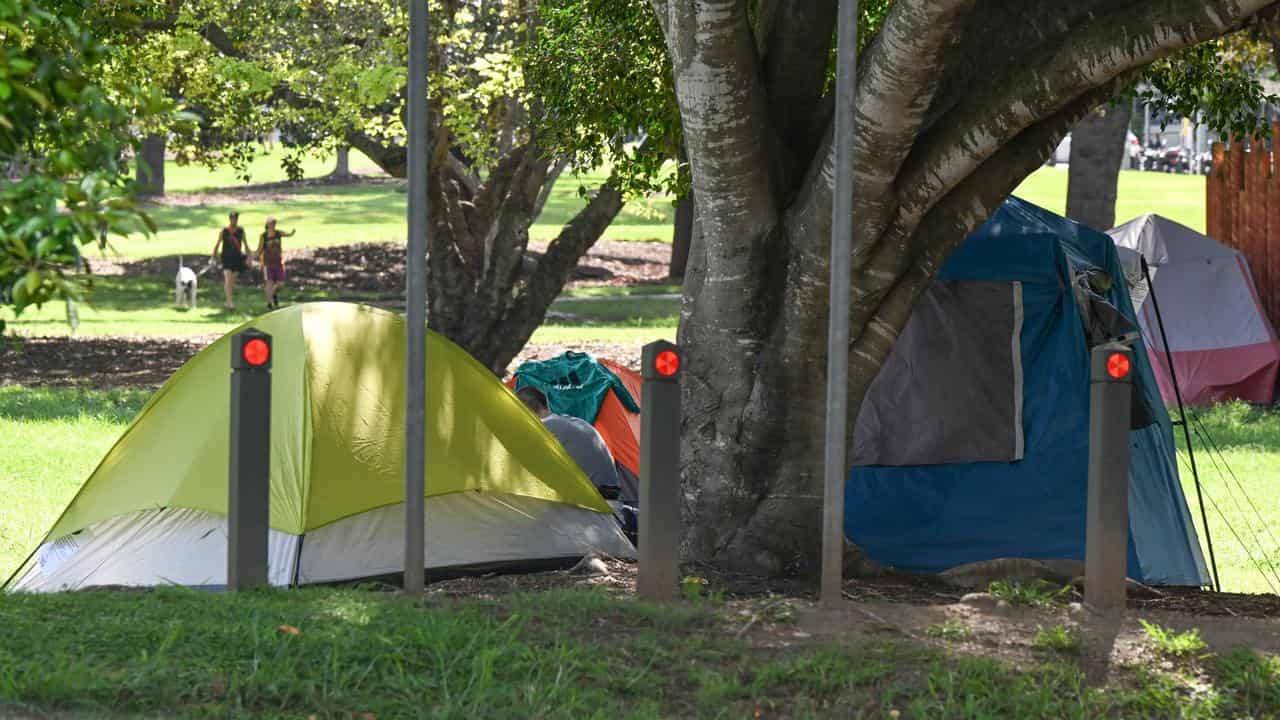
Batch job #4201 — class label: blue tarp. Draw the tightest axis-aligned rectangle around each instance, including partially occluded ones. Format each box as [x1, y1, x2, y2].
[845, 198, 1211, 586]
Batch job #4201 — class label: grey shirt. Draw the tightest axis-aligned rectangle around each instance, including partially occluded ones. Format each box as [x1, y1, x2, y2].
[542, 413, 621, 492]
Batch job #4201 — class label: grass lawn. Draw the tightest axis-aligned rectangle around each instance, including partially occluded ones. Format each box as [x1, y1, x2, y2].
[112, 157, 674, 261]
[151, 148, 388, 194]
[108, 154, 1208, 265]
[1176, 403, 1280, 596]
[1013, 167, 1207, 232]
[0, 387, 150, 578]
[0, 276, 679, 345]
[0, 584, 1277, 718]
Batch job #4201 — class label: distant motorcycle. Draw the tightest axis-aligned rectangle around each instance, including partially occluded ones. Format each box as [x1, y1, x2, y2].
[1162, 148, 1189, 173]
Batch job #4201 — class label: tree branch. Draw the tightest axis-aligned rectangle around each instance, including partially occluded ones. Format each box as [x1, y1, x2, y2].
[487, 179, 625, 373]
[760, 0, 837, 184]
[895, 0, 1276, 236]
[794, 0, 976, 259]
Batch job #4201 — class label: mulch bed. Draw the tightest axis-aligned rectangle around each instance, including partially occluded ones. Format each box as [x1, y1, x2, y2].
[0, 335, 638, 391]
[0, 335, 211, 389]
[93, 239, 672, 294]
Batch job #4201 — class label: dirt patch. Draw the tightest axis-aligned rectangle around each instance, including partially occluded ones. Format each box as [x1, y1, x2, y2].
[515, 342, 642, 371]
[420, 559, 1280, 672]
[0, 335, 212, 389]
[93, 239, 672, 293]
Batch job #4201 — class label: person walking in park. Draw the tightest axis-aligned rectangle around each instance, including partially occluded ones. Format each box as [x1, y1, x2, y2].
[256, 216, 295, 309]
[211, 211, 248, 312]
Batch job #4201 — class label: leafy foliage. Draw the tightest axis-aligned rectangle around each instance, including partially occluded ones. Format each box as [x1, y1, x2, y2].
[1139, 35, 1279, 139]
[986, 580, 1071, 607]
[1140, 619, 1208, 659]
[1032, 625, 1080, 655]
[525, 0, 681, 198]
[0, 0, 175, 325]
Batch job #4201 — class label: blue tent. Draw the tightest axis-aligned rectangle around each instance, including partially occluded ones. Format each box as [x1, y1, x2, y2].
[845, 197, 1210, 586]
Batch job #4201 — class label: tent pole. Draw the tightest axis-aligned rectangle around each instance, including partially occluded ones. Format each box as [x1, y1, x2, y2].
[1142, 258, 1220, 592]
[821, 0, 858, 607]
[404, 0, 428, 595]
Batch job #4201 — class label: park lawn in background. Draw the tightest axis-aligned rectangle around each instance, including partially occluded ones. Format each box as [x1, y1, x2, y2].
[531, 169, 676, 243]
[1, 276, 679, 341]
[114, 162, 673, 261]
[0, 584, 1277, 718]
[1014, 167, 1207, 232]
[1174, 402, 1280, 596]
[141, 148, 387, 194]
[123, 156, 1209, 262]
[0, 276, 389, 339]
[121, 183, 409, 260]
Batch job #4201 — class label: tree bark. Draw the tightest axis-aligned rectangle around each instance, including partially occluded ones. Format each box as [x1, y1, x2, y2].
[1066, 102, 1134, 230]
[136, 135, 166, 197]
[657, 0, 1277, 576]
[669, 190, 693, 280]
[330, 145, 353, 180]
[424, 142, 626, 374]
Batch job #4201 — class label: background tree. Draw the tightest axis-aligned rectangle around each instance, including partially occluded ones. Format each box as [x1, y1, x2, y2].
[649, 0, 1280, 575]
[123, 0, 682, 372]
[0, 0, 178, 330]
[1066, 37, 1276, 230]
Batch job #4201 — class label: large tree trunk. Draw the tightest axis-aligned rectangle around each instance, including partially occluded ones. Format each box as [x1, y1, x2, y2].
[655, 0, 1276, 575]
[136, 135, 166, 197]
[1066, 103, 1134, 230]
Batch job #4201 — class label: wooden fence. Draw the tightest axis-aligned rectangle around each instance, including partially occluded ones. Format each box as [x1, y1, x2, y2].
[1206, 125, 1280, 324]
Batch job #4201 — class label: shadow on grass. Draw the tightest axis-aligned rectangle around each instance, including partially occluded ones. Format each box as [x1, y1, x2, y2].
[140, 183, 408, 233]
[0, 386, 149, 423]
[1180, 402, 1280, 452]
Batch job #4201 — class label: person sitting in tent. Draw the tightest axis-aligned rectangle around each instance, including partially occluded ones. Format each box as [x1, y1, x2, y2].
[516, 386, 622, 498]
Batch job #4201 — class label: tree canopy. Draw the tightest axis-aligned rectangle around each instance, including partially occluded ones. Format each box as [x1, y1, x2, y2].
[0, 0, 180, 327]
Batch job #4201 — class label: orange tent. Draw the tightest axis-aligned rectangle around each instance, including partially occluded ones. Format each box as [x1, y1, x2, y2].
[506, 358, 642, 477]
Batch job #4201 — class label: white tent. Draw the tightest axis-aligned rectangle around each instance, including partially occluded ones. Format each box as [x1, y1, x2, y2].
[1108, 214, 1280, 406]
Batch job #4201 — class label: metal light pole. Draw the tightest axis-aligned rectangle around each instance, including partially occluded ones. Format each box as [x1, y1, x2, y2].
[821, 0, 858, 607]
[404, 0, 429, 594]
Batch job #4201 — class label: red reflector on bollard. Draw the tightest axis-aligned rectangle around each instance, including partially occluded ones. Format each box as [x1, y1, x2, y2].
[243, 338, 271, 367]
[1106, 352, 1130, 379]
[655, 349, 680, 377]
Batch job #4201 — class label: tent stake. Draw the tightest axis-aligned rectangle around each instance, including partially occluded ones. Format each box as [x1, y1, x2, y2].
[404, 0, 429, 595]
[1142, 259, 1220, 592]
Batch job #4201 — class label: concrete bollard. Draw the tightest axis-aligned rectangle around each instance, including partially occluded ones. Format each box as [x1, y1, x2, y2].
[229, 329, 272, 590]
[1085, 342, 1134, 613]
[637, 340, 681, 602]
[1081, 341, 1134, 682]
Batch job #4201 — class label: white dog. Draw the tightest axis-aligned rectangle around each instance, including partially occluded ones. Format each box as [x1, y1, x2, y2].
[175, 257, 198, 309]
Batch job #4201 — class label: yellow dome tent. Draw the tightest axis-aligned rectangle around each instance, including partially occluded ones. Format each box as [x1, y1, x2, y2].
[8, 303, 633, 591]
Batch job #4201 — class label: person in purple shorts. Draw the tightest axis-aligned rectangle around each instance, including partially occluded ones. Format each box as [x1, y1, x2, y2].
[255, 216, 295, 309]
